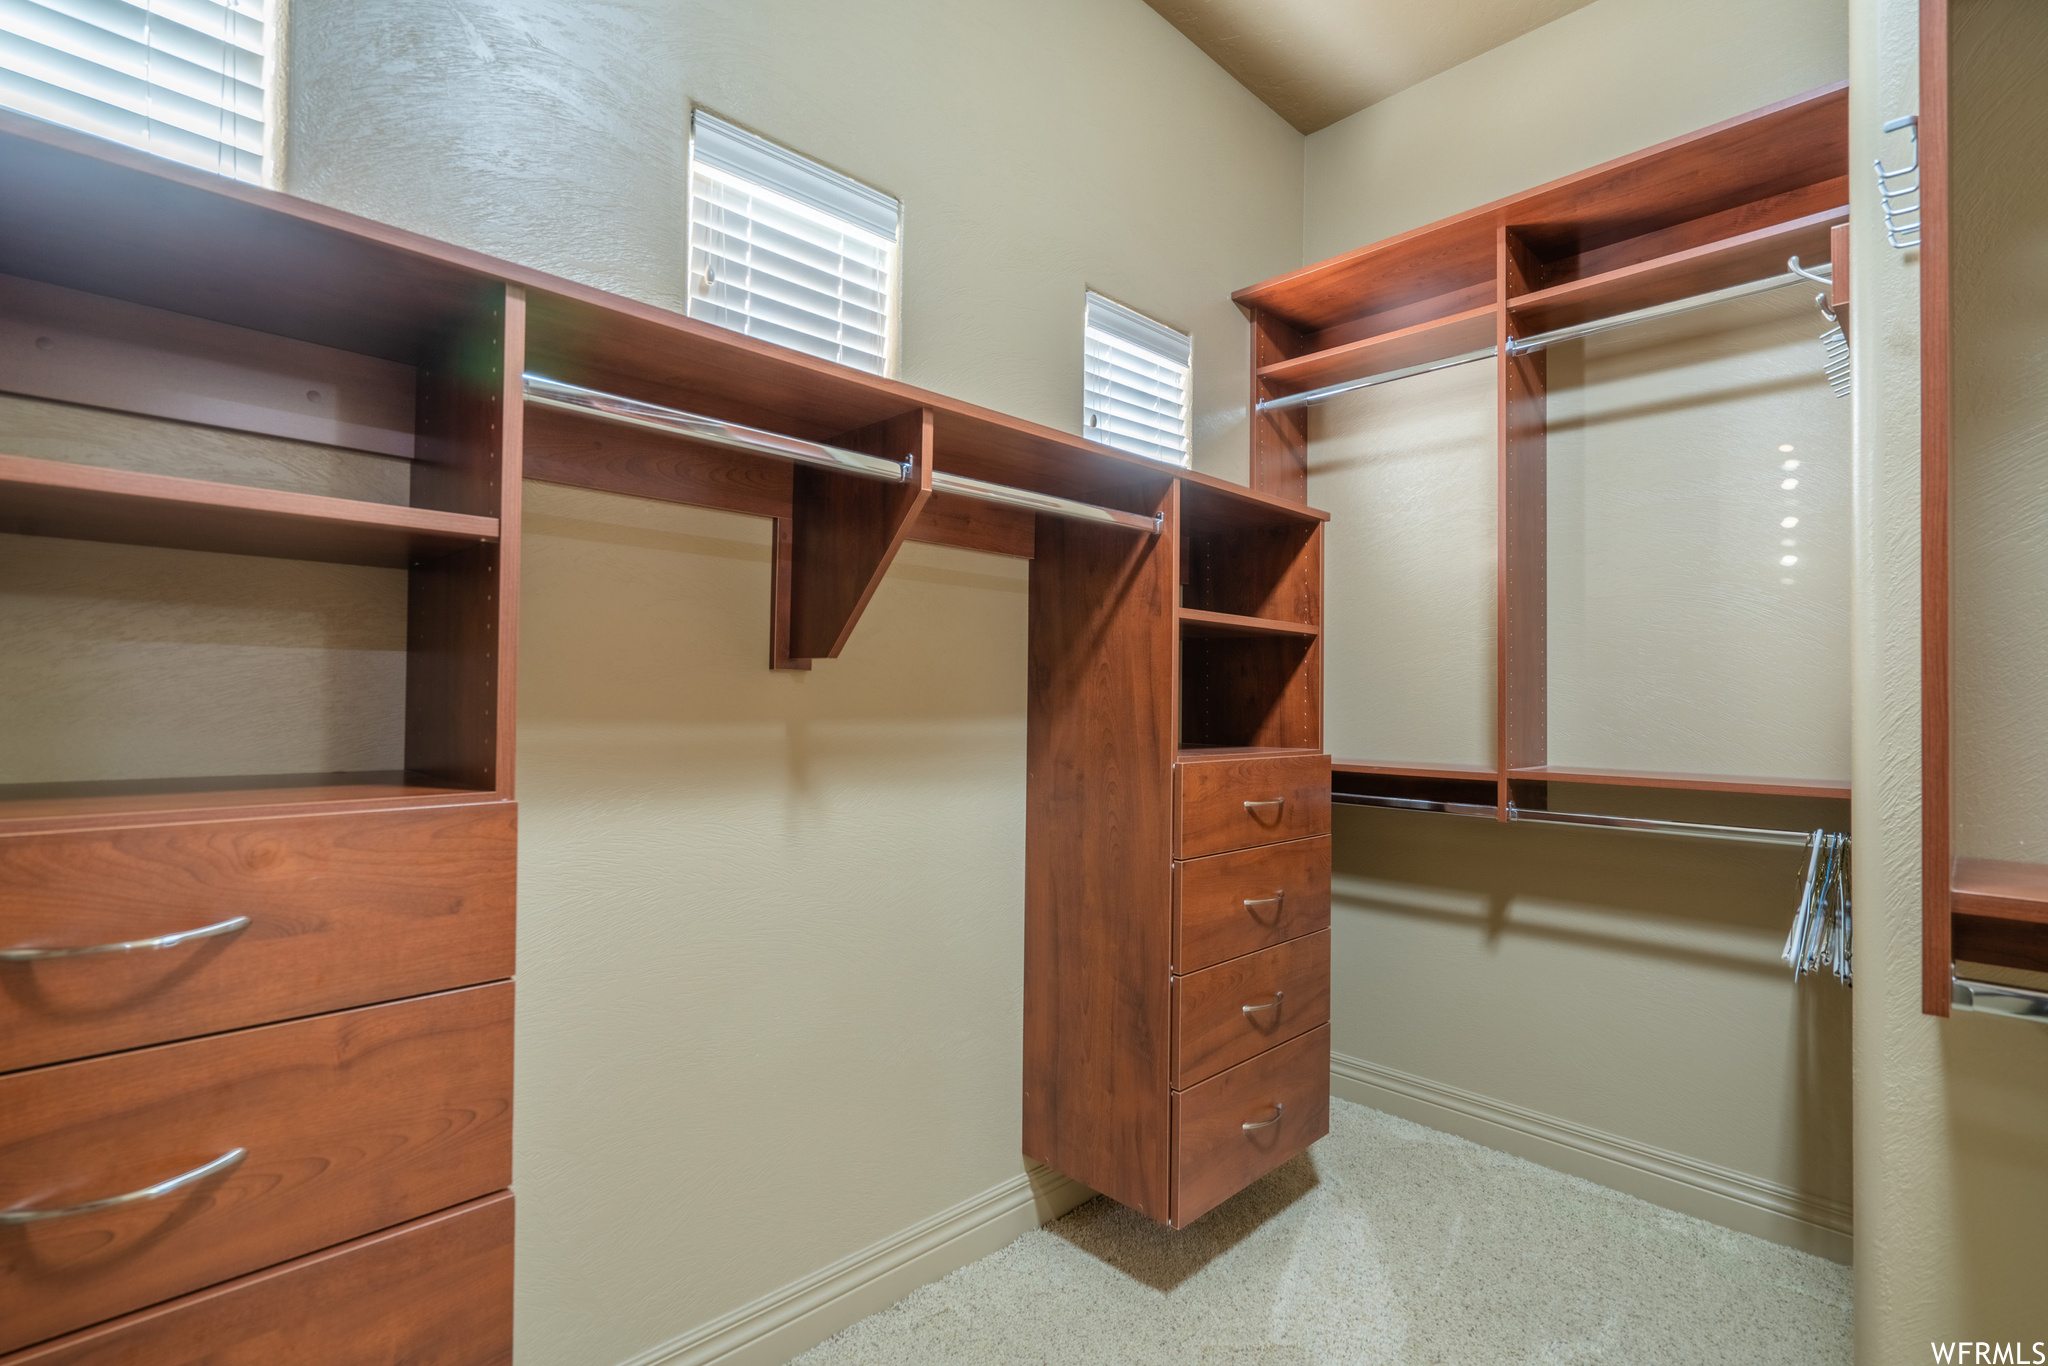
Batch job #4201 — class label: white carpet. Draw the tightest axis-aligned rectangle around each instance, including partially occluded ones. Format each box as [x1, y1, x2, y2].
[792, 1099, 1852, 1365]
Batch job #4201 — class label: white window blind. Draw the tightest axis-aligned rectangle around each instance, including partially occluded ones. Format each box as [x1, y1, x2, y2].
[0, 0, 274, 184]
[688, 111, 900, 377]
[1083, 292, 1191, 466]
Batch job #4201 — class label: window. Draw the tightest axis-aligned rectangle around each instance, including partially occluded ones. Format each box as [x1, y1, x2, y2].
[688, 111, 900, 376]
[0, 0, 278, 185]
[1082, 292, 1191, 465]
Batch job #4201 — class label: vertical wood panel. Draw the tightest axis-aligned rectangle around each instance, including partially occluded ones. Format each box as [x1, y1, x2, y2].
[1248, 308, 1307, 502]
[1497, 227, 1547, 814]
[1023, 483, 1176, 1221]
[1921, 0, 1954, 1015]
[783, 408, 932, 661]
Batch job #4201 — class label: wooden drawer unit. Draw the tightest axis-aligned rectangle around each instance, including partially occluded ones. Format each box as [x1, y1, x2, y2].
[1171, 1023, 1330, 1228]
[1172, 929, 1330, 1089]
[0, 983, 512, 1355]
[0, 805, 516, 1073]
[1175, 752, 1330, 858]
[1, 1193, 513, 1366]
[1173, 835, 1330, 972]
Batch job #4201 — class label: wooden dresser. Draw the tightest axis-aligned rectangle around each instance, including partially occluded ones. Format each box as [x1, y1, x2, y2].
[1026, 482, 1331, 1228]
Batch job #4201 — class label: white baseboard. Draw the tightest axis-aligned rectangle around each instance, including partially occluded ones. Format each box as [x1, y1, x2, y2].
[1330, 1051, 1853, 1263]
[619, 1164, 1094, 1366]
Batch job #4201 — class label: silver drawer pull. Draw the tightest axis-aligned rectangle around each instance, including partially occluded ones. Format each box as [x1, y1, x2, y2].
[1243, 799, 1283, 812]
[0, 1148, 246, 1225]
[0, 915, 251, 962]
[1242, 1103, 1284, 1132]
[1242, 991, 1284, 1015]
[1244, 892, 1284, 913]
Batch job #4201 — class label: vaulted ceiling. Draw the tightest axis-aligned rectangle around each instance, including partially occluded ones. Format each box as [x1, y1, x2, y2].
[1143, 0, 1602, 133]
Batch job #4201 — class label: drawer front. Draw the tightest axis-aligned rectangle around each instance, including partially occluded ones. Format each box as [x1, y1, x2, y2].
[1175, 754, 1330, 858]
[0, 805, 515, 1072]
[2, 1193, 512, 1366]
[1172, 930, 1329, 1089]
[1171, 1023, 1329, 1229]
[0, 984, 512, 1354]
[1174, 835, 1330, 972]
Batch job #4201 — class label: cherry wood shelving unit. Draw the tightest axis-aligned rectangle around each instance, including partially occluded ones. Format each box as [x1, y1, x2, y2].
[1916, 0, 2048, 1010]
[1234, 83, 1855, 820]
[0, 108, 1332, 1352]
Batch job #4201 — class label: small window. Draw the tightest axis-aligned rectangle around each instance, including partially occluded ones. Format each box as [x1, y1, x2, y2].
[0, 0, 279, 185]
[688, 111, 901, 376]
[1083, 292, 1191, 466]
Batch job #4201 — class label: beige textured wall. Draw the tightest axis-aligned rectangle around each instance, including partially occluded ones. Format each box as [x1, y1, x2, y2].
[1305, 0, 1856, 1258]
[273, 4, 1300, 1363]
[1851, 0, 2048, 1356]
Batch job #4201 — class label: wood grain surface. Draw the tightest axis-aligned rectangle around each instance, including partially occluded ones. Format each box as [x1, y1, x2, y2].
[0, 806, 515, 1072]
[1170, 1023, 1329, 1229]
[1175, 753, 1330, 858]
[0, 1194, 512, 1366]
[0, 985, 512, 1354]
[1172, 930, 1330, 1089]
[1173, 836, 1330, 974]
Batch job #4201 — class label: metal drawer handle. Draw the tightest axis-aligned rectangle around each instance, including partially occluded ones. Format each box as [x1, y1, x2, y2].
[0, 915, 251, 962]
[1242, 991, 1284, 1016]
[1242, 1103, 1284, 1132]
[0, 1148, 246, 1225]
[1243, 800, 1283, 812]
[1244, 892, 1284, 913]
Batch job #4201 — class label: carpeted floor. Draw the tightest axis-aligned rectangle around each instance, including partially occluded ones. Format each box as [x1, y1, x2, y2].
[793, 1099, 1852, 1365]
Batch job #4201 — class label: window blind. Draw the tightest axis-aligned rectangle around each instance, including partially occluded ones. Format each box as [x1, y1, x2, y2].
[0, 0, 272, 183]
[689, 111, 900, 377]
[1083, 292, 1191, 466]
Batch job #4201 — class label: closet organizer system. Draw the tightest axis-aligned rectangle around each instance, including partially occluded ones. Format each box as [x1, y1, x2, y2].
[1916, 0, 2048, 1022]
[1234, 83, 1856, 892]
[0, 107, 1330, 1359]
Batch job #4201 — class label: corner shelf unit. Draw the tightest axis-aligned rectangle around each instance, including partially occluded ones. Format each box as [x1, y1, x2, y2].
[1235, 82, 1854, 821]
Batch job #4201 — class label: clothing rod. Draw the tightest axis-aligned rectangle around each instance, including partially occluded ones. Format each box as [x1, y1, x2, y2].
[522, 375, 1160, 535]
[1332, 792, 1497, 818]
[1951, 975, 2048, 1024]
[1507, 805, 1819, 847]
[1255, 345, 1497, 413]
[1505, 270, 1813, 357]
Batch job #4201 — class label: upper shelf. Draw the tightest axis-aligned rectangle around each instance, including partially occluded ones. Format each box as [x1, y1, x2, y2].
[0, 453, 499, 567]
[1509, 765, 1850, 801]
[0, 772, 501, 838]
[1234, 82, 1847, 334]
[1509, 206, 1846, 335]
[1953, 859, 2048, 926]
[1257, 306, 1496, 396]
[0, 110, 1324, 526]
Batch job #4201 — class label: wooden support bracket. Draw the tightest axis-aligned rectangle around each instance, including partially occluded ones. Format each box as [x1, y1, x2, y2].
[1497, 227, 1548, 815]
[772, 406, 934, 668]
[1248, 308, 1308, 503]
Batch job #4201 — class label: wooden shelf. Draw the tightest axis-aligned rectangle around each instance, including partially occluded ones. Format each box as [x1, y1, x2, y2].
[1257, 306, 1496, 395]
[1334, 759, 1496, 781]
[1509, 765, 1849, 800]
[1953, 859, 2048, 926]
[1508, 206, 1847, 335]
[1234, 83, 1845, 333]
[1177, 608, 1319, 639]
[0, 772, 501, 837]
[1177, 746, 1322, 761]
[0, 454, 499, 567]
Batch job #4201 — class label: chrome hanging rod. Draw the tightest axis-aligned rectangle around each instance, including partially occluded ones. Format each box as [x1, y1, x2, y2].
[1254, 346, 1497, 414]
[1335, 791, 1835, 848]
[1505, 268, 1823, 357]
[1951, 975, 2048, 1024]
[523, 374, 1160, 535]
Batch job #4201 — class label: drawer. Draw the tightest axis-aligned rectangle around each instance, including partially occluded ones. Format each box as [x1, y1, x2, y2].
[1175, 753, 1329, 858]
[1172, 929, 1329, 1089]
[2, 1193, 512, 1366]
[0, 983, 512, 1354]
[0, 805, 515, 1072]
[1173, 835, 1330, 972]
[1171, 1023, 1329, 1229]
